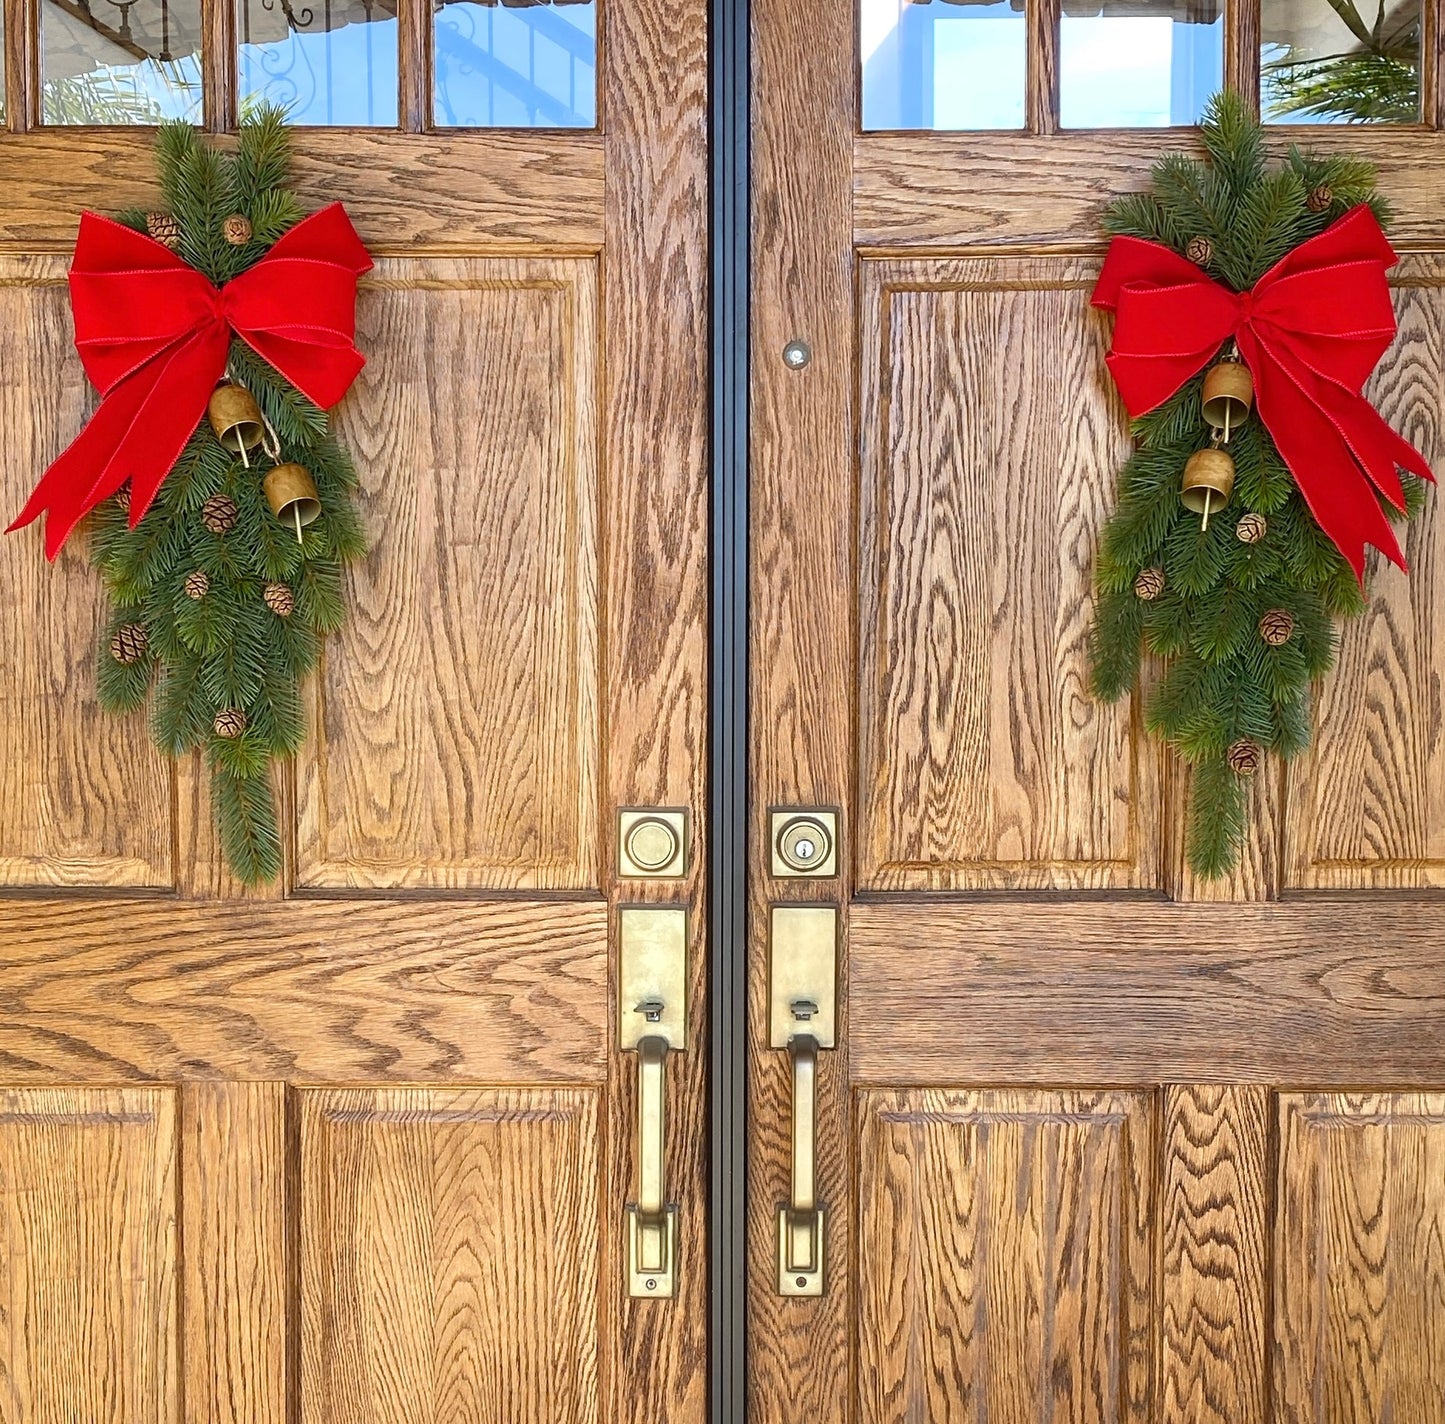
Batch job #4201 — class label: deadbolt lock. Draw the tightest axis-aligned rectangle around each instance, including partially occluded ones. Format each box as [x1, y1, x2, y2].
[770, 808, 839, 878]
[619, 808, 689, 878]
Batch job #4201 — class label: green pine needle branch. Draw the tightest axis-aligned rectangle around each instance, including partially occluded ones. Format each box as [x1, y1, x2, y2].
[89, 106, 367, 885]
[1089, 90, 1427, 879]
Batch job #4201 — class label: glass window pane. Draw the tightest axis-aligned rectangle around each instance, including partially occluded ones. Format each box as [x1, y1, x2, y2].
[861, 0, 1026, 132]
[238, 0, 398, 125]
[1060, 0, 1222, 127]
[435, 0, 596, 128]
[40, 0, 202, 124]
[1262, 0, 1419, 123]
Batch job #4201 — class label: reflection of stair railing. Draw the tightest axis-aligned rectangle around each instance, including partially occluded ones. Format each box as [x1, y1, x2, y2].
[435, 5, 592, 126]
[49, 0, 150, 61]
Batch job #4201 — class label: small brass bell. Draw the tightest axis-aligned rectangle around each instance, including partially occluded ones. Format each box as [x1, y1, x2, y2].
[208, 383, 266, 459]
[1201, 360, 1254, 437]
[263, 462, 321, 542]
[1181, 447, 1235, 527]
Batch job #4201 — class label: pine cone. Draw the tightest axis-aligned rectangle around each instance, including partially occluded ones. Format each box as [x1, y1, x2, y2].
[1133, 567, 1166, 601]
[1227, 738, 1262, 776]
[1259, 608, 1295, 646]
[213, 708, 248, 739]
[184, 569, 210, 600]
[1235, 511, 1268, 545]
[1306, 184, 1333, 213]
[110, 623, 148, 665]
[223, 213, 253, 246]
[201, 493, 239, 535]
[263, 582, 296, 618]
[1185, 235, 1213, 266]
[114, 484, 132, 515]
[146, 212, 182, 249]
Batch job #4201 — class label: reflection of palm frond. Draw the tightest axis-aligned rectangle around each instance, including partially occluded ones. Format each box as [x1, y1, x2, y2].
[1266, 49, 1418, 122]
[41, 70, 186, 124]
[1264, 0, 1418, 122]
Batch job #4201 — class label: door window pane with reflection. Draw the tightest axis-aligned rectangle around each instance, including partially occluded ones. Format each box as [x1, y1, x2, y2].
[1060, 0, 1221, 127]
[861, 0, 1026, 131]
[1262, 0, 1419, 123]
[435, 0, 596, 128]
[238, 0, 398, 125]
[40, 0, 202, 123]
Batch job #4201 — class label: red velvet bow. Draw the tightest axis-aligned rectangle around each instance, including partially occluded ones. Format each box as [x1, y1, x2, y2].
[1092, 205, 1433, 578]
[9, 203, 372, 559]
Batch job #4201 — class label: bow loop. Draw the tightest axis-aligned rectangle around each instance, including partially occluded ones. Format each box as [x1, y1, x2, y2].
[1092, 205, 1433, 578]
[9, 204, 372, 559]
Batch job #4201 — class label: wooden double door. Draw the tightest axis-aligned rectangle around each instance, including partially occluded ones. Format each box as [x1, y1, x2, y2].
[4, 0, 1445, 1416]
[748, 0, 1445, 1420]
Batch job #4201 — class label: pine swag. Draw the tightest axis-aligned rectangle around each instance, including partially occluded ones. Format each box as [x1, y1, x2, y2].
[64, 112, 367, 883]
[1089, 92, 1432, 879]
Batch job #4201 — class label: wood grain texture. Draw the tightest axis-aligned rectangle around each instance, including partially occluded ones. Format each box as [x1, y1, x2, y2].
[1287, 257, 1445, 890]
[857, 257, 1160, 890]
[298, 258, 600, 892]
[0, 1086, 179, 1421]
[855, 1088, 1154, 1424]
[0, 898, 608, 1082]
[181, 1082, 288, 1424]
[855, 131, 1445, 250]
[0, 259, 173, 889]
[749, 0, 856, 1408]
[600, 0, 710, 1416]
[0, 132, 604, 251]
[299, 1086, 601, 1424]
[1159, 1085, 1269, 1424]
[1275, 1093, 1445, 1422]
[850, 900, 1445, 1084]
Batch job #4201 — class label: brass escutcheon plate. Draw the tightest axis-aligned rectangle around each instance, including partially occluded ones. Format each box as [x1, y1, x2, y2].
[618, 808, 689, 878]
[769, 807, 839, 878]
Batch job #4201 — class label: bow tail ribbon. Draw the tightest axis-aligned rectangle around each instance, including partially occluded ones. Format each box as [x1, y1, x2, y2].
[11, 327, 228, 559]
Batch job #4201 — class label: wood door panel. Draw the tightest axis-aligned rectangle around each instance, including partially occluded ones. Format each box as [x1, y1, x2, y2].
[0, 899, 608, 1083]
[857, 258, 1160, 891]
[0, 133, 605, 251]
[298, 257, 600, 892]
[298, 1085, 601, 1424]
[181, 1081, 288, 1424]
[1287, 258, 1445, 891]
[849, 901, 1445, 1085]
[0, 258, 174, 891]
[853, 134, 1445, 251]
[1159, 1085, 1270, 1424]
[1275, 1093, 1445, 1422]
[0, 1086, 179, 1422]
[855, 1087, 1154, 1424]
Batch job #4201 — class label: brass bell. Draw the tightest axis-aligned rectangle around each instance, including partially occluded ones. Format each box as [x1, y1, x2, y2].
[1181, 447, 1235, 527]
[1201, 360, 1254, 437]
[207, 383, 266, 458]
[263, 462, 321, 541]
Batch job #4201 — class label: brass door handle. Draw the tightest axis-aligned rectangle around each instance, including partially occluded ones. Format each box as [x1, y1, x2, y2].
[637, 1033, 667, 1223]
[770, 904, 836, 1297]
[780, 1027, 824, 1295]
[620, 908, 686, 1298]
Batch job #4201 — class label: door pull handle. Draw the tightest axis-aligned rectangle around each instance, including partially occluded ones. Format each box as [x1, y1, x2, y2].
[770, 905, 836, 1297]
[620, 908, 687, 1298]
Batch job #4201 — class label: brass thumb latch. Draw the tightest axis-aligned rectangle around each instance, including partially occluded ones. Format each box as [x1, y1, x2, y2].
[770, 905, 837, 1297]
[620, 907, 687, 1298]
